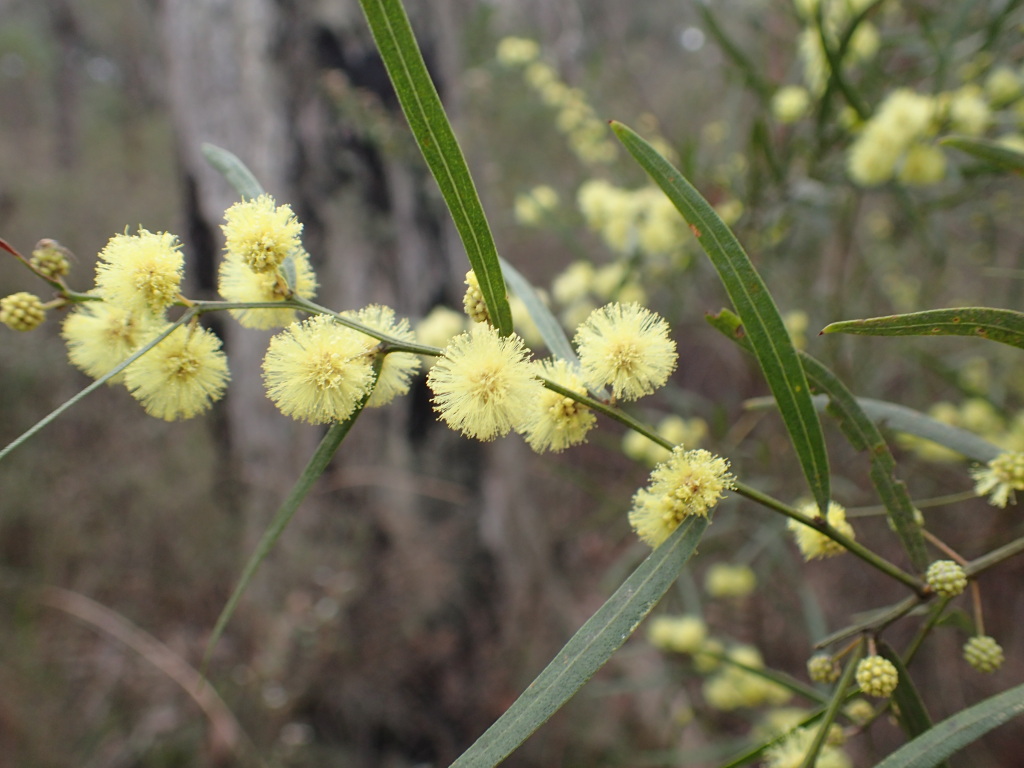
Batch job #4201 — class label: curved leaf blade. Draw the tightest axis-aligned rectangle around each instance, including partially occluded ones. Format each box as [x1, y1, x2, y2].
[708, 308, 928, 570]
[823, 307, 1024, 351]
[449, 516, 708, 768]
[201, 143, 266, 200]
[358, 0, 512, 336]
[874, 682, 1024, 768]
[500, 256, 578, 364]
[940, 135, 1024, 174]
[613, 121, 830, 512]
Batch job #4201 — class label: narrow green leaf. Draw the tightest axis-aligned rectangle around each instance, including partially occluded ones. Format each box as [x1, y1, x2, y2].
[873, 682, 1024, 768]
[499, 256, 578, 364]
[832, 397, 1002, 464]
[879, 642, 937, 744]
[799, 354, 930, 572]
[940, 135, 1024, 174]
[823, 307, 1024, 351]
[203, 401, 369, 670]
[201, 143, 266, 200]
[449, 516, 708, 768]
[612, 121, 830, 513]
[708, 308, 929, 571]
[357, 0, 512, 336]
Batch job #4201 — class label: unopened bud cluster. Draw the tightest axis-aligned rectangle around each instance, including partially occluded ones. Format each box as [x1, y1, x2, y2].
[30, 239, 71, 279]
[925, 560, 968, 598]
[0, 291, 46, 331]
[856, 655, 898, 698]
[963, 635, 1004, 673]
[807, 653, 840, 684]
[462, 270, 491, 324]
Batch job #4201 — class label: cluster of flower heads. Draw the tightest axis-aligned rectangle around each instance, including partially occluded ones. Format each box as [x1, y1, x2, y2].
[425, 300, 677, 454]
[1, 194, 427, 424]
[495, 36, 617, 166]
[61, 227, 230, 421]
[772, 1, 1024, 188]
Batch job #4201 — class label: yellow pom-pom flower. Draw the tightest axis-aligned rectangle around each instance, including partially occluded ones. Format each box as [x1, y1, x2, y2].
[262, 314, 376, 424]
[426, 323, 543, 441]
[971, 451, 1024, 507]
[772, 85, 811, 124]
[222, 194, 303, 274]
[217, 248, 318, 329]
[123, 324, 230, 421]
[787, 501, 855, 560]
[343, 304, 421, 408]
[704, 562, 757, 599]
[62, 302, 161, 383]
[94, 229, 184, 316]
[628, 446, 735, 548]
[573, 302, 677, 401]
[520, 358, 596, 453]
[647, 614, 707, 654]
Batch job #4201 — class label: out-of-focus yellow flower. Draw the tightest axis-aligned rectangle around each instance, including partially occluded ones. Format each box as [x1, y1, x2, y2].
[648, 614, 707, 654]
[787, 501, 855, 560]
[495, 37, 540, 67]
[772, 85, 812, 124]
[416, 305, 466, 349]
[972, 451, 1024, 508]
[705, 562, 757, 598]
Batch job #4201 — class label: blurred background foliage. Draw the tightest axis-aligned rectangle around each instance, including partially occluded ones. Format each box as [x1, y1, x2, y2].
[2, 0, 1024, 765]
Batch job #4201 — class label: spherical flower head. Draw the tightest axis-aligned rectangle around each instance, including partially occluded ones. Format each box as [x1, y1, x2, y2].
[514, 185, 559, 227]
[218, 248, 318, 329]
[764, 728, 852, 768]
[807, 653, 840, 684]
[520, 358, 596, 453]
[30, 239, 71, 278]
[495, 36, 539, 67]
[647, 614, 707, 655]
[971, 451, 1024, 507]
[426, 324, 543, 441]
[925, 560, 968, 598]
[123, 324, 229, 421]
[0, 292, 46, 331]
[462, 270, 491, 324]
[704, 562, 756, 599]
[787, 501, 855, 560]
[898, 143, 947, 186]
[551, 260, 595, 307]
[343, 304, 421, 407]
[772, 85, 811, 124]
[62, 302, 162, 383]
[222, 194, 303, 273]
[415, 305, 466, 349]
[262, 314, 376, 425]
[94, 229, 184, 315]
[963, 635, 1004, 673]
[573, 302, 677, 401]
[628, 446, 736, 548]
[856, 655, 898, 698]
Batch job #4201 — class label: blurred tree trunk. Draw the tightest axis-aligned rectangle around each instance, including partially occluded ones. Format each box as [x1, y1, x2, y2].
[156, 2, 564, 765]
